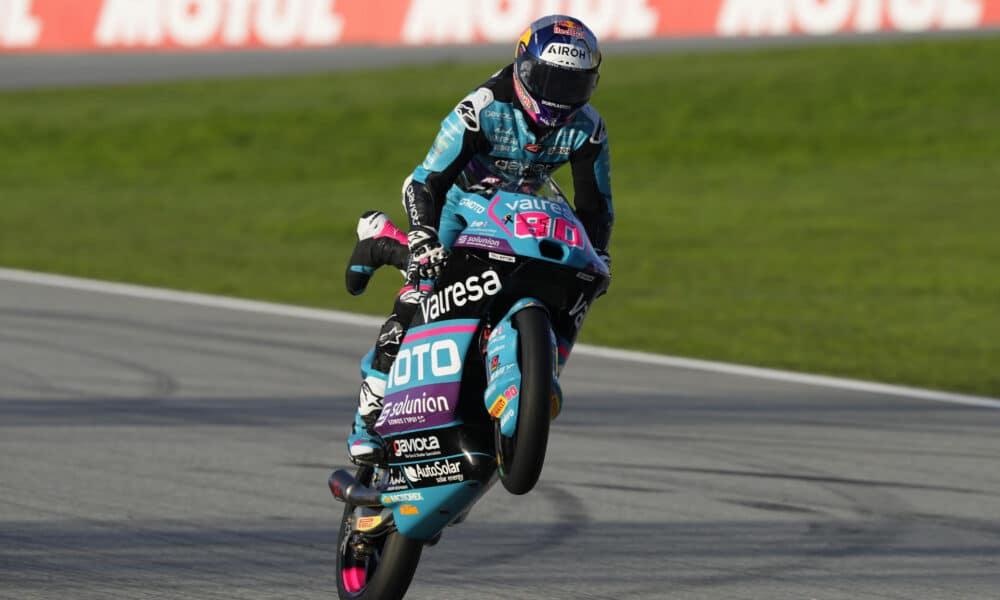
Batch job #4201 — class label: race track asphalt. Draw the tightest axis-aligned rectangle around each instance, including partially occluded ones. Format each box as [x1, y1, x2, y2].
[2, 275, 999, 599]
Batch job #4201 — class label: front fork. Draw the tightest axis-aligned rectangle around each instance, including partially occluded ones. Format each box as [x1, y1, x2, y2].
[482, 298, 563, 437]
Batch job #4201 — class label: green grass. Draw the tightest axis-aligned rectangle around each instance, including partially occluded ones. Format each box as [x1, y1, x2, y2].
[2, 37, 998, 396]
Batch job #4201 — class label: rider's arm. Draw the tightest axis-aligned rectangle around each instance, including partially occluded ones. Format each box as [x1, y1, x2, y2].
[569, 117, 614, 253]
[404, 88, 494, 231]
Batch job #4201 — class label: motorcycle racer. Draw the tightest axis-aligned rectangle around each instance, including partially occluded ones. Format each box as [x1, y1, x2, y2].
[344, 15, 614, 465]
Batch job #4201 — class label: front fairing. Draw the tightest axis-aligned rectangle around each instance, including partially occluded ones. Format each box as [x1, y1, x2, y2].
[448, 187, 611, 280]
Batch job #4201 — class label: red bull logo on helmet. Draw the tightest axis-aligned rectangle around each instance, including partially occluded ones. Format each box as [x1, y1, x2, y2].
[554, 20, 585, 38]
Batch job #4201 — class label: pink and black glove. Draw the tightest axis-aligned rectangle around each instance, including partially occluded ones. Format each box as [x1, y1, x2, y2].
[408, 226, 448, 280]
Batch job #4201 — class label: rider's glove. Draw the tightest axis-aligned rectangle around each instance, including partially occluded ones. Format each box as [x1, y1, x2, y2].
[408, 226, 448, 280]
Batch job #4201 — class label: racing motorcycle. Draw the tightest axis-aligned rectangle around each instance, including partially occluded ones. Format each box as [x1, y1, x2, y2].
[328, 182, 609, 600]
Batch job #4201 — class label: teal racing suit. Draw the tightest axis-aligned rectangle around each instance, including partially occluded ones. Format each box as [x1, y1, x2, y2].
[370, 63, 613, 375]
[405, 63, 613, 253]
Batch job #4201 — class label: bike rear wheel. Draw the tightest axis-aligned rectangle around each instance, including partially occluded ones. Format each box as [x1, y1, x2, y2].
[336, 467, 423, 600]
[496, 307, 554, 495]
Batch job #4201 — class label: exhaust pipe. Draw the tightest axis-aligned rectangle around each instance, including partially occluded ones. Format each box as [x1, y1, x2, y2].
[328, 469, 383, 507]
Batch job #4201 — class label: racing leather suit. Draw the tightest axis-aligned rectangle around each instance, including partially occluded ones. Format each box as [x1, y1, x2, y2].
[371, 63, 614, 375]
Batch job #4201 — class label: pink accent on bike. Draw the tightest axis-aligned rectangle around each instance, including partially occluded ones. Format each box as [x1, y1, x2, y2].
[396, 284, 433, 298]
[342, 567, 366, 593]
[488, 193, 513, 236]
[405, 324, 478, 342]
[375, 217, 408, 245]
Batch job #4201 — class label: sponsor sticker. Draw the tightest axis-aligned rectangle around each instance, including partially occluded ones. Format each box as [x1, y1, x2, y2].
[11, 0, 996, 55]
[490, 355, 500, 373]
[400, 504, 420, 516]
[382, 491, 424, 504]
[394, 435, 440, 454]
[554, 20, 586, 38]
[493, 159, 558, 176]
[376, 390, 451, 428]
[459, 197, 486, 214]
[494, 364, 516, 378]
[392, 435, 443, 459]
[489, 395, 507, 418]
[542, 43, 593, 68]
[403, 459, 465, 485]
[357, 516, 382, 531]
[386, 470, 408, 490]
[488, 251, 516, 264]
[569, 293, 590, 329]
[505, 196, 573, 218]
[455, 234, 512, 253]
[544, 146, 572, 156]
[387, 339, 462, 387]
[419, 269, 502, 321]
[455, 99, 479, 131]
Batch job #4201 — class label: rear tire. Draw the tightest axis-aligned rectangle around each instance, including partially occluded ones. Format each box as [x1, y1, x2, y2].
[496, 307, 554, 495]
[336, 467, 423, 600]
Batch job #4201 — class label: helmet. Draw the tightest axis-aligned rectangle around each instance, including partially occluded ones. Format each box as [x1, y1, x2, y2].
[513, 15, 601, 128]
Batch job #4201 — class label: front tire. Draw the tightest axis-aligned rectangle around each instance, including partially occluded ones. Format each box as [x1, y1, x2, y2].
[496, 307, 554, 495]
[336, 467, 423, 600]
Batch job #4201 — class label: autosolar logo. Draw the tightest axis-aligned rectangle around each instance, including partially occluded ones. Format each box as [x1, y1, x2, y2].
[403, 459, 464, 485]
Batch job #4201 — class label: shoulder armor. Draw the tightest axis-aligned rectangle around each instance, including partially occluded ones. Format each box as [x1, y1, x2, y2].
[454, 88, 495, 133]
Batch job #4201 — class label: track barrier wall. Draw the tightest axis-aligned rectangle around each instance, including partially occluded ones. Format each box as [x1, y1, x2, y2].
[2, 0, 999, 53]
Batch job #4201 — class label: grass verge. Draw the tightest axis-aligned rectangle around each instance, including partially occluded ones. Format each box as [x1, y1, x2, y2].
[2, 37, 998, 395]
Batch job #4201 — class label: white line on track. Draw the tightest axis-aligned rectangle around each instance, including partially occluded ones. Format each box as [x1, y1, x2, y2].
[3, 266, 998, 409]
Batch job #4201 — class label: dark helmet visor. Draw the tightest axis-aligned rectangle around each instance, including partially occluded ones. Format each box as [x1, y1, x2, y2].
[520, 56, 599, 107]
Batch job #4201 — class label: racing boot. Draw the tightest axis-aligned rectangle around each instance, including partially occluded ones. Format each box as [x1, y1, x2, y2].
[347, 373, 388, 465]
[345, 211, 409, 296]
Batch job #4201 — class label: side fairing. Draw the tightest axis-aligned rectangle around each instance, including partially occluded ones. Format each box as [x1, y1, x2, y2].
[374, 318, 495, 541]
[380, 481, 485, 541]
[375, 319, 479, 436]
[374, 257, 507, 539]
